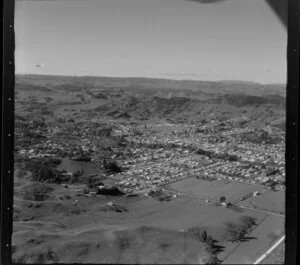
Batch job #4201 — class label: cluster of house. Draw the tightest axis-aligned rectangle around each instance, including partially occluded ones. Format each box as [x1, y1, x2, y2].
[15, 119, 107, 159]
[15, 116, 285, 193]
[202, 161, 285, 190]
[113, 120, 285, 193]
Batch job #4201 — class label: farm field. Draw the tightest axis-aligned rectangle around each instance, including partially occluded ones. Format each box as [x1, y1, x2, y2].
[221, 214, 285, 264]
[14, 186, 280, 264]
[169, 177, 265, 203]
[13, 187, 269, 263]
[13, 160, 285, 264]
[240, 191, 285, 214]
[102, 196, 266, 233]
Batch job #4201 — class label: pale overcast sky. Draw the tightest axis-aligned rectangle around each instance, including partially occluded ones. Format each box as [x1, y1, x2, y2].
[15, 0, 287, 84]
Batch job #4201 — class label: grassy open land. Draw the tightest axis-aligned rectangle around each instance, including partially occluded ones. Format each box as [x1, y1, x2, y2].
[57, 159, 99, 176]
[240, 191, 285, 214]
[13, 165, 284, 264]
[13, 225, 215, 264]
[221, 214, 284, 264]
[13, 174, 217, 263]
[13, 197, 218, 263]
[169, 177, 265, 203]
[263, 241, 285, 264]
[167, 177, 285, 264]
[119, 197, 265, 232]
[13, 172, 266, 264]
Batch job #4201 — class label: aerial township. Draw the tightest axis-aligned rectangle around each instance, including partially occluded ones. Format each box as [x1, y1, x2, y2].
[15, 115, 285, 195]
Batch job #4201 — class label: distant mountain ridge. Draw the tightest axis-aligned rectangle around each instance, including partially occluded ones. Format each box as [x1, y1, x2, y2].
[15, 74, 286, 128]
[15, 74, 286, 97]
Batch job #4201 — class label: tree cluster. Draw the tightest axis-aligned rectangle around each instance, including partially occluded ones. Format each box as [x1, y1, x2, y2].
[23, 183, 54, 201]
[103, 159, 122, 173]
[196, 148, 238, 161]
[225, 216, 257, 242]
[26, 158, 67, 183]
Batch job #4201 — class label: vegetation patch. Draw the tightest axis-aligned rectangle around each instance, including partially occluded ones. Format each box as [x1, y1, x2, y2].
[223, 216, 257, 242]
[23, 183, 54, 201]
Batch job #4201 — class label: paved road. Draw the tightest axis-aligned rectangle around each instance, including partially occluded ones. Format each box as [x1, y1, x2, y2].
[239, 205, 285, 217]
[252, 235, 285, 264]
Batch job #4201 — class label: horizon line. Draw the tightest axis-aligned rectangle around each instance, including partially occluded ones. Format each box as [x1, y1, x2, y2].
[15, 73, 286, 86]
